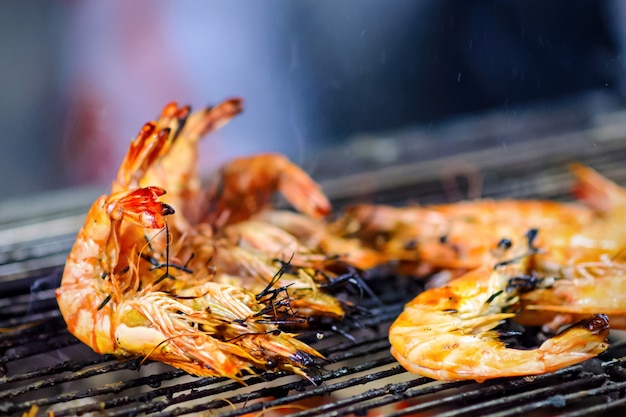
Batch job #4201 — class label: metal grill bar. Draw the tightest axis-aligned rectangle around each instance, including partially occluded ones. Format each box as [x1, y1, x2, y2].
[2, 300, 403, 416]
[434, 377, 608, 417]
[324, 366, 597, 417]
[560, 397, 626, 417]
[155, 361, 403, 417]
[288, 376, 460, 417]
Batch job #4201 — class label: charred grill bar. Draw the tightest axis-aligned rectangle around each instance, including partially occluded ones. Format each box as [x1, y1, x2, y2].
[3, 93, 626, 416]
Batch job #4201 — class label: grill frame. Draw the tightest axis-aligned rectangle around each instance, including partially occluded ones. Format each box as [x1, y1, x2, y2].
[3, 92, 626, 417]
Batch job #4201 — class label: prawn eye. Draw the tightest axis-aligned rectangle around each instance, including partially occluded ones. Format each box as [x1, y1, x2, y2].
[525, 228, 539, 247]
[266, 358, 278, 369]
[161, 204, 175, 216]
[497, 238, 512, 251]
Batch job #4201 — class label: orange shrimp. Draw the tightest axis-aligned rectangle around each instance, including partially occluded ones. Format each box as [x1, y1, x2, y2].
[336, 200, 595, 273]
[389, 264, 609, 382]
[56, 104, 328, 381]
[338, 164, 626, 274]
[127, 102, 358, 323]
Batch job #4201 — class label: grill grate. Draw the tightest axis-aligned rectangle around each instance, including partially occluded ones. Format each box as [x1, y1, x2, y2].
[3, 95, 626, 416]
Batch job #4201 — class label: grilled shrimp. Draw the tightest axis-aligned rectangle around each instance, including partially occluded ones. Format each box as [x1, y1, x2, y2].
[338, 164, 626, 274]
[57, 189, 321, 379]
[389, 263, 609, 382]
[124, 101, 352, 321]
[333, 202, 590, 281]
[56, 102, 332, 381]
[211, 241, 338, 316]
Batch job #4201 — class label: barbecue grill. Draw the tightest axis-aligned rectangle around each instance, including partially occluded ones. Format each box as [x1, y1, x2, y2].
[3, 91, 626, 417]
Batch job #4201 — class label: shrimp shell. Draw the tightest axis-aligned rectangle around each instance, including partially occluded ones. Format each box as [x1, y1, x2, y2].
[388, 265, 609, 382]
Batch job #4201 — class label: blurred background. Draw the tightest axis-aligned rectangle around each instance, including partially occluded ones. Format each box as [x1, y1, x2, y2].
[0, 0, 624, 199]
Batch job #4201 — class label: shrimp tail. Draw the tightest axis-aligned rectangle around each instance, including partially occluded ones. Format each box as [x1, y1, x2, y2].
[113, 99, 243, 199]
[570, 163, 626, 214]
[115, 122, 174, 191]
[540, 313, 609, 355]
[180, 98, 243, 140]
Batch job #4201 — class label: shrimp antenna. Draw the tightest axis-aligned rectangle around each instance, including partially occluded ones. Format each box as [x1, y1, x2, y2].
[319, 265, 382, 307]
[224, 328, 284, 343]
[253, 296, 305, 325]
[153, 222, 176, 285]
[256, 254, 295, 302]
[97, 294, 112, 311]
[139, 331, 206, 369]
[146, 222, 194, 286]
[248, 258, 309, 325]
[96, 264, 130, 310]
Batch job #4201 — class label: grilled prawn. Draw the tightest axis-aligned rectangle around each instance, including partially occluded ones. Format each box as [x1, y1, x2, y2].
[56, 186, 321, 379]
[56, 99, 341, 381]
[337, 164, 626, 274]
[389, 262, 609, 382]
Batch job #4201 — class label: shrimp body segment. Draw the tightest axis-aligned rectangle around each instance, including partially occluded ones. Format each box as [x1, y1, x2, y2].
[388, 266, 609, 382]
[254, 209, 385, 270]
